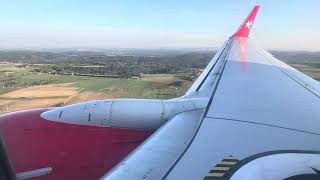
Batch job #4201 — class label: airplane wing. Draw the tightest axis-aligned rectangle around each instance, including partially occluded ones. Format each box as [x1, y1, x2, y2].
[103, 6, 320, 179]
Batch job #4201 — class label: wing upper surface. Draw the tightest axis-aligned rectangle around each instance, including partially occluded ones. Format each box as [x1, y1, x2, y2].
[207, 37, 320, 134]
[166, 36, 320, 179]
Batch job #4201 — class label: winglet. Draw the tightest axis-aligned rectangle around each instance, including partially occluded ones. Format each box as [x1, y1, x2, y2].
[234, 5, 260, 38]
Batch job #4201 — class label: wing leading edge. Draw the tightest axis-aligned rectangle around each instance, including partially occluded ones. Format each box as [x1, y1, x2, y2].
[103, 6, 320, 180]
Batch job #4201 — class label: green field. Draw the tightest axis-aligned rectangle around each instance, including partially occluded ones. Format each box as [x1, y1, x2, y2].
[1, 61, 320, 99]
[1, 60, 320, 114]
[0, 63, 192, 99]
[290, 63, 320, 81]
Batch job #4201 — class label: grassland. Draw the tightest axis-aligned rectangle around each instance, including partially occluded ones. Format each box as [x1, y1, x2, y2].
[1, 49, 320, 115]
[0, 63, 192, 114]
[290, 63, 320, 81]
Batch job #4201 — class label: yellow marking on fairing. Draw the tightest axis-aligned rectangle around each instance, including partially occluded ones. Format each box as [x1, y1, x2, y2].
[204, 155, 239, 180]
[212, 167, 230, 171]
[219, 161, 237, 165]
[207, 172, 224, 177]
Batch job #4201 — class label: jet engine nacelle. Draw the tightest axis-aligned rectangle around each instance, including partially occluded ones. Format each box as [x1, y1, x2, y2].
[41, 98, 207, 130]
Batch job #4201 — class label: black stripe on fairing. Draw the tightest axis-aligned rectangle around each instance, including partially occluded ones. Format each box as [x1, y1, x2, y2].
[209, 169, 228, 174]
[220, 159, 239, 162]
[214, 164, 234, 168]
[203, 176, 220, 180]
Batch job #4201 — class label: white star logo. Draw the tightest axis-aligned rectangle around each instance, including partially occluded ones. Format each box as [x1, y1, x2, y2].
[245, 21, 252, 29]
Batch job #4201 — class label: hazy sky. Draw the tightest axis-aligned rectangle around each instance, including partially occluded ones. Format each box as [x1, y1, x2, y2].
[0, 0, 319, 50]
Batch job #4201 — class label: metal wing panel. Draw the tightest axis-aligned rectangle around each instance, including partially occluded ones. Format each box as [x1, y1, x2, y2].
[165, 36, 320, 179]
[259, 48, 320, 96]
[206, 37, 320, 134]
[166, 118, 320, 180]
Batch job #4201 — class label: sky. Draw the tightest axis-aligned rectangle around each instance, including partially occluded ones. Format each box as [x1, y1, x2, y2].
[0, 0, 319, 51]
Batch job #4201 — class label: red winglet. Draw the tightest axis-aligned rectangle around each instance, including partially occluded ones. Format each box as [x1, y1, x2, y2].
[235, 5, 260, 38]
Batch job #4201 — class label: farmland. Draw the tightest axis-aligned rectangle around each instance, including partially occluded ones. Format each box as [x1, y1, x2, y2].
[0, 63, 193, 114]
[0, 50, 319, 114]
